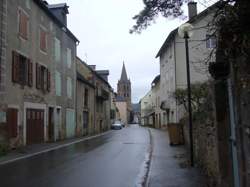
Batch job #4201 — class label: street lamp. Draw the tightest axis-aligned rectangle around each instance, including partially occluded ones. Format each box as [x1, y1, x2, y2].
[178, 23, 194, 167]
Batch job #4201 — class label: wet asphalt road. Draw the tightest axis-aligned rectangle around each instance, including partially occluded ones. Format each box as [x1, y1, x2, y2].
[0, 125, 150, 187]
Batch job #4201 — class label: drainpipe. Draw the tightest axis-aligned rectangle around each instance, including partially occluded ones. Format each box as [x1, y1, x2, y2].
[174, 37, 177, 122]
[0, 0, 3, 84]
[227, 77, 240, 187]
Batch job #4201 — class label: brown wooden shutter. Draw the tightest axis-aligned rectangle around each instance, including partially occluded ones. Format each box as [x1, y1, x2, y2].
[36, 63, 41, 89]
[41, 66, 45, 91]
[47, 69, 50, 92]
[19, 10, 28, 39]
[28, 60, 33, 87]
[12, 51, 19, 83]
[40, 29, 46, 52]
[7, 108, 18, 138]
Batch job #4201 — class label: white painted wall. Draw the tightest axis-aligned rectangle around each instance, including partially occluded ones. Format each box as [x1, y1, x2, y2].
[159, 11, 215, 124]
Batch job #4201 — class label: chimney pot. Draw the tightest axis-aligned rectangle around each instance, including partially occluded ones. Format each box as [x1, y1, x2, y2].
[188, 1, 197, 20]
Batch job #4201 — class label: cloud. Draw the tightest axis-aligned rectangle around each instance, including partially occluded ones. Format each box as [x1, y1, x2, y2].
[47, 0, 185, 103]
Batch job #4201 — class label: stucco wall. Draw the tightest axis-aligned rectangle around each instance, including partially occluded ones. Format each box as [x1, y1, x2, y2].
[116, 101, 127, 125]
[159, 12, 215, 124]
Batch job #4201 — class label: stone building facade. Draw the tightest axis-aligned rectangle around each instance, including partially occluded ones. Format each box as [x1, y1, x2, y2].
[0, 0, 78, 147]
[76, 57, 95, 136]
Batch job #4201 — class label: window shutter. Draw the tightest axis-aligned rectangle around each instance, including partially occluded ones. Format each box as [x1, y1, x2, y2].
[28, 60, 33, 87]
[19, 10, 28, 39]
[40, 29, 46, 52]
[47, 69, 50, 92]
[12, 51, 19, 83]
[36, 63, 41, 89]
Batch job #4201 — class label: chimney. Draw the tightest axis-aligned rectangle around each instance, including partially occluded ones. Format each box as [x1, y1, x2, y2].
[88, 65, 96, 70]
[188, 1, 197, 20]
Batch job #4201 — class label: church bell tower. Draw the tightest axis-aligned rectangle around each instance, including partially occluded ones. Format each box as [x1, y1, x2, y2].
[117, 62, 131, 107]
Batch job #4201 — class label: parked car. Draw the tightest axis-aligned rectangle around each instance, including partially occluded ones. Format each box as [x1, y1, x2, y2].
[121, 121, 125, 127]
[111, 121, 123, 130]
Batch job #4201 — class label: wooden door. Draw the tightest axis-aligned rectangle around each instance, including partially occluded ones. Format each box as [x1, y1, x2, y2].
[26, 109, 44, 144]
[7, 108, 18, 138]
[83, 111, 88, 135]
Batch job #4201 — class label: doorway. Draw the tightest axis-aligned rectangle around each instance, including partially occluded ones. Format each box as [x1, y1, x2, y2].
[48, 107, 54, 142]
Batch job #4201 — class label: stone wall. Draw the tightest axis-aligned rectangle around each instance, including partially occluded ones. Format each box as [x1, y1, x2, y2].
[181, 82, 221, 186]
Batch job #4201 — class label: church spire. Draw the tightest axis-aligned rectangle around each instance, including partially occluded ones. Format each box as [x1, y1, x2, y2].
[120, 62, 128, 81]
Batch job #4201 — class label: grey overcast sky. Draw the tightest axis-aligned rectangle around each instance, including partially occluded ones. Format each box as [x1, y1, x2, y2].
[47, 0, 216, 103]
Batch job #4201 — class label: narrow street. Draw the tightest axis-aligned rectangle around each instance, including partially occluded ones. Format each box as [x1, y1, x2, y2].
[0, 125, 206, 187]
[0, 125, 149, 187]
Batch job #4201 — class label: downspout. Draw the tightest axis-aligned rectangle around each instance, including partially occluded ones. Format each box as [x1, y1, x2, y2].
[174, 37, 178, 122]
[227, 61, 240, 187]
[0, 0, 3, 85]
[93, 77, 96, 134]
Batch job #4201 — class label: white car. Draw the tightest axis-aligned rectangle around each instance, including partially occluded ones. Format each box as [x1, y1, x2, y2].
[111, 121, 123, 130]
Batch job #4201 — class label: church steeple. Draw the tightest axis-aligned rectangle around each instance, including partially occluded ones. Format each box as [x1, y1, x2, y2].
[120, 62, 128, 81]
[117, 62, 131, 107]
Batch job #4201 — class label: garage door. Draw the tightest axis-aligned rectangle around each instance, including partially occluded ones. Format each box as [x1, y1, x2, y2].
[26, 109, 44, 144]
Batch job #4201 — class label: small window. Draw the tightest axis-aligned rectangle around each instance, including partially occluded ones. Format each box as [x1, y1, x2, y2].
[84, 88, 88, 108]
[67, 77, 72, 98]
[66, 48, 72, 68]
[55, 71, 61, 96]
[40, 28, 47, 52]
[206, 35, 216, 49]
[18, 9, 29, 40]
[54, 38, 61, 62]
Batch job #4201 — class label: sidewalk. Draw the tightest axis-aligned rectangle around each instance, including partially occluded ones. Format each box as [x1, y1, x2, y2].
[0, 131, 111, 165]
[147, 128, 207, 187]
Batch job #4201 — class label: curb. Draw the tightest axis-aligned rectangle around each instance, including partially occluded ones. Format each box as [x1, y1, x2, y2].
[0, 130, 112, 166]
[135, 128, 153, 187]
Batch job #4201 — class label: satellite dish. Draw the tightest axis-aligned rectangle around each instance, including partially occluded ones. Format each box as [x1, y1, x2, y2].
[178, 23, 194, 38]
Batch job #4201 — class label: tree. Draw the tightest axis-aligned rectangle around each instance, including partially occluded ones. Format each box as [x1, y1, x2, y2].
[173, 82, 209, 113]
[130, 0, 238, 34]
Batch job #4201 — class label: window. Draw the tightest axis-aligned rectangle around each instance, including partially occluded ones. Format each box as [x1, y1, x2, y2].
[67, 77, 72, 98]
[206, 35, 216, 49]
[36, 63, 50, 92]
[12, 51, 32, 86]
[18, 9, 29, 40]
[55, 71, 61, 96]
[40, 27, 47, 52]
[54, 38, 61, 62]
[84, 88, 89, 108]
[66, 48, 72, 68]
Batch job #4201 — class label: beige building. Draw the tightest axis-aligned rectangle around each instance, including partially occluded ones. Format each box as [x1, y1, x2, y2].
[140, 90, 154, 126]
[115, 97, 128, 125]
[110, 91, 119, 124]
[156, 2, 216, 125]
[151, 75, 162, 128]
[140, 75, 162, 128]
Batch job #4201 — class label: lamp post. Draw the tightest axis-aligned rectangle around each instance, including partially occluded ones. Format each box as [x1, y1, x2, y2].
[178, 23, 194, 167]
